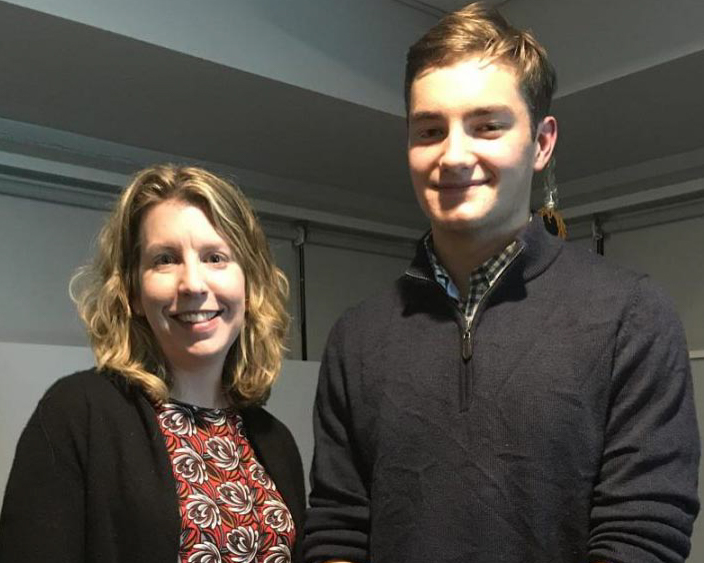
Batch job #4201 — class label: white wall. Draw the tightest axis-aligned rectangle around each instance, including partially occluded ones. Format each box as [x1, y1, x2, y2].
[267, 359, 321, 494]
[305, 243, 411, 360]
[603, 216, 704, 349]
[0, 192, 106, 346]
[0, 342, 94, 498]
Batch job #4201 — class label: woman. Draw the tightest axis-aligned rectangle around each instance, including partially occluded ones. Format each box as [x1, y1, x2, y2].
[0, 165, 305, 562]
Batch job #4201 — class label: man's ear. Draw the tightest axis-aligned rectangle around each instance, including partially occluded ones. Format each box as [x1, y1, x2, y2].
[533, 115, 558, 172]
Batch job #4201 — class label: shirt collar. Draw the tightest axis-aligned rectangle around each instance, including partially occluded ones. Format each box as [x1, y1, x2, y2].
[423, 232, 518, 308]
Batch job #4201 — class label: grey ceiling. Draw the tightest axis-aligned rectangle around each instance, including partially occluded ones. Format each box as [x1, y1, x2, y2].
[0, 1, 702, 230]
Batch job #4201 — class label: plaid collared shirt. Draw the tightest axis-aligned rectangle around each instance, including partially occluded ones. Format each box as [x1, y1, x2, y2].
[424, 234, 518, 326]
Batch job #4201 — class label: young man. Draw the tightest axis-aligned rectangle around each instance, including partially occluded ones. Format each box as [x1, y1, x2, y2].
[304, 4, 700, 563]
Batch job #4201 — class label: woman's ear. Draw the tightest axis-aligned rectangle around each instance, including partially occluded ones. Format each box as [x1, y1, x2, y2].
[131, 289, 144, 316]
[131, 301, 143, 316]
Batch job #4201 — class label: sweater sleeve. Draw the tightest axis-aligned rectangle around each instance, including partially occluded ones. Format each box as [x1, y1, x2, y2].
[304, 317, 370, 563]
[588, 276, 700, 563]
[0, 379, 87, 562]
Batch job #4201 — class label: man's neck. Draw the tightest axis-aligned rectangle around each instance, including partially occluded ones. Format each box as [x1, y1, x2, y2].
[431, 220, 526, 297]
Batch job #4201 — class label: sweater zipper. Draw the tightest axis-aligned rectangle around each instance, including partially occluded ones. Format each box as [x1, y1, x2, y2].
[403, 243, 524, 411]
[458, 244, 524, 412]
[461, 324, 472, 360]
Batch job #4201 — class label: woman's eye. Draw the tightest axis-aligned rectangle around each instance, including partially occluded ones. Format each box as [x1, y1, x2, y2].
[206, 253, 229, 264]
[154, 254, 175, 266]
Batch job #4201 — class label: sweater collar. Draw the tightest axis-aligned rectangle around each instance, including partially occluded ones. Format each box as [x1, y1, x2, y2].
[405, 215, 563, 284]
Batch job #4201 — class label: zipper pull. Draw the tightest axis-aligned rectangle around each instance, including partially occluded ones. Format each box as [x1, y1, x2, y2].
[462, 330, 472, 361]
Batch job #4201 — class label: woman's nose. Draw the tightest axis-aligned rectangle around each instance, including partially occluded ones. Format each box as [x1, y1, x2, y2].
[178, 260, 207, 295]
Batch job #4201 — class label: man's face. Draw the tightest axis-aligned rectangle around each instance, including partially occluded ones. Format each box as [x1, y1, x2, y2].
[407, 57, 556, 237]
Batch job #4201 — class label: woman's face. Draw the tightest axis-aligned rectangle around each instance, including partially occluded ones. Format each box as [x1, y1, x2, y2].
[135, 200, 246, 374]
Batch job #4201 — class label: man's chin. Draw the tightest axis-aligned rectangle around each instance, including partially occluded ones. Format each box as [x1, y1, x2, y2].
[428, 208, 529, 238]
[430, 213, 490, 234]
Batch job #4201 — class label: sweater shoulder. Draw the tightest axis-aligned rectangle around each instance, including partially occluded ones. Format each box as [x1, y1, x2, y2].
[240, 407, 305, 491]
[242, 405, 296, 445]
[332, 282, 402, 331]
[552, 240, 646, 292]
[39, 368, 142, 420]
[540, 241, 685, 329]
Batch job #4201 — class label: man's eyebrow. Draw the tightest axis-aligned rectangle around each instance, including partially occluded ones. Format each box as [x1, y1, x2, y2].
[466, 104, 514, 117]
[409, 105, 514, 122]
[408, 111, 441, 122]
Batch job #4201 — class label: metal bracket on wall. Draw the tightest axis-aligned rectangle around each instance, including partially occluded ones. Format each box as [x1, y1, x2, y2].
[293, 223, 308, 361]
[591, 217, 605, 256]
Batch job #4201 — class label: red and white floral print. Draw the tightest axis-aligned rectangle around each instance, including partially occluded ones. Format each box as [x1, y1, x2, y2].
[218, 482, 253, 515]
[206, 437, 240, 471]
[175, 447, 208, 484]
[160, 404, 197, 436]
[263, 545, 291, 563]
[189, 541, 222, 563]
[248, 461, 274, 490]
[186, 493, 222, 529]
[262, 501, 294, 534]
[156, 401, 295, 563]
[201, 410, 227, 427]
[234, 417, 246, 438]
[226, 526, 260, 563]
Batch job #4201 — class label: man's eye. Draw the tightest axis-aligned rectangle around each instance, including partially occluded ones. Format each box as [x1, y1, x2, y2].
[419, 127, 443, 139]
[412, 126, 445, 144]
[476, 122, 504, 135]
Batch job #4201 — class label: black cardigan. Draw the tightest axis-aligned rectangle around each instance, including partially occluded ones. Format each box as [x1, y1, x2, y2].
[0, 368, 306, 562]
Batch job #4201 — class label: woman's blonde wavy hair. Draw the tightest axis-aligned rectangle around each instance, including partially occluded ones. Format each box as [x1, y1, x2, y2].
[71, 164, 289, 407]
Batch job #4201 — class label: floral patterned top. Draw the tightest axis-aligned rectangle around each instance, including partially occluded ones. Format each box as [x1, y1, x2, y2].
[156, 400, 296, 563]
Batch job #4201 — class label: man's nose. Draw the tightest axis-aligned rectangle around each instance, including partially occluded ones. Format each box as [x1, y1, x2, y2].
[439, 128, 478, 170]
[179, 259, 207, 295]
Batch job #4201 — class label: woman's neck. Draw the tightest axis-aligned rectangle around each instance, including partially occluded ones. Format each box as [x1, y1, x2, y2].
[168, 362, 229, 409]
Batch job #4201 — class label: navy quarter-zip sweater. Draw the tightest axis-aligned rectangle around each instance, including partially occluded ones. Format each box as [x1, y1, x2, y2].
[304, 218, 700, 563]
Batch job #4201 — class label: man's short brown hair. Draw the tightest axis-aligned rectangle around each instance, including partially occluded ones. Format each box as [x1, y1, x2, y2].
[405, 2, 556, 134]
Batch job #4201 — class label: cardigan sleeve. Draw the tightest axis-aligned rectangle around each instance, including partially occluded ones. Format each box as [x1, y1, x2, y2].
[304, 316, 370, 563]
[0, 379, 87, 562]
[588, 276, 700, 563]
[243, 406, 308, 563]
